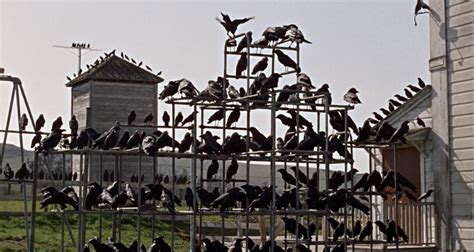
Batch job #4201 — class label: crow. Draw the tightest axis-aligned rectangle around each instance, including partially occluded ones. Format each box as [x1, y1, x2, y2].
[159, 80, 180, 100]
[207, 109, 224, 125]
[281, 217, 308, 239]
[389, 99, 402, 107]
[229, 238, 244, 252]
[297, 73, 314, 89]
[198, 131, 222, 154]
[185, 187, 194, 210]
[274, 49, 300, 73]
[295, 244, 311, 252]
[101, 130, 118, 150]
[376, 121, 396, 142]
[149, 236, 171, 252]
[373, 112, 384, 121]
[252, 57, 268, 75]
[125, 110, 136, 125]
[207, 159, 219, 180]
[160, 190, 175, 213]
[87, 237, 115, 252]
[116, 130, 130, 149]
[359, 221, 373, 241]
[178, 132, 193, 153]
[142, 135, 158, 156]
[287, 109, 312, 129]
[126, 130, 142, 149]
[289, 166, 308, 185]
[387, 220, 409, 243]
[353, 220, 362, 238]
[418, 77, 426, 88]
[278, 169, 300, 187]
[251, 37, 269, 49]
[260, 73, 282, 92]
[143, 112, 153, 125]
[236, 31, 252, 53]
[284, 24, 312, 45]
[380, 108, 391, 116]
[15, 163, 29, 180]
[276, 114, 295, 128]
[407, 84, 421, 93]
[416, 117, 426, 127]
[31, 133, 42, 148]
[388, 102, 395, 112]
[228, 85, 240, 99]
[364, 169, 383, 192]
[216, 12, 254, 37]
[69, 115, 78, 136]
[262, 26, 287, 43]
[34, 114, 45, 132]
[249, 127, 272, 151]
[375, 220, 387, 235]
[389, 121, 409, 143]
[418, 189, 433, 201]
[178, 78, 199, 98]
[226, 157, 239, 181]
[343, 87, 362, 104]
[181, 111, 197, 126]
[51, 116, 63, 131]
[236, 52, 248, 78]
[19, 113, 28, 131]
[162, 111, 170, 127]
[40, 186, 79, 210]
[355, 120, 372, 143]
[249, 73, 266, 95]
[226, 106, 241, 127]
[395, 94, 408, 102]
[36, 128, 64, 152]
[414, 0, 430, 26]
[352, 173, 368, 191]
[404, 88, 414, 98]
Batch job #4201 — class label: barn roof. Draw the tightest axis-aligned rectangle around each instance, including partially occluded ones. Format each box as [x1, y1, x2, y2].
[65, 53, 164, 87]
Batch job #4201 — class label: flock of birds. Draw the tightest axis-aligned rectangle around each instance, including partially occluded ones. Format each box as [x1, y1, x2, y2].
[4, 9, 434, 251]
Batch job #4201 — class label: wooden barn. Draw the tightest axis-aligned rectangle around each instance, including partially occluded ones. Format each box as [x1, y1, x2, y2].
[65, 54, 164, 182]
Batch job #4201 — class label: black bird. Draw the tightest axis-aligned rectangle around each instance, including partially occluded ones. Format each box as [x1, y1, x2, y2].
[276, 114, 295, 128]
[228, 85, 240, 99]
[143, 112, 153, 125]
[31, 133, 42, 148]
[376, 121, 396, 142]
[274, 49, 300, 73]
[395, 94, 408, 102]
[355, 120, 372, 143]
[407, 84, 421, 92]
[207, 109, 224, 125]
[297, 73, 315, 89]
[284, 24, 312, 45]
[380, 108, 391, 116]
[40, 186, 79, 210]
[127, 110, 136, 125]
[248, 73, 266, 95]
[15, 163, 29, 180]
[249, 127, 272, 151]
[278, 169, 300, 187]
[295, 244, 311, 252]
[69, 115, 78, 136]
[216, 12, 254, 37]
[229, 238, 244, 252]
[289, 166, 308, 185]
[34, 114, 45, 132]
[162, 111, 170, 127]
[117, 130, 130, 149]
[239, 87, 246, 97]
[287, 109, 312, 129]
[19, 113, 28, 131]
[281, 217, 308, 240]
[178, 78, 199, 98]
[418, 189, 433, 201]
[416, 117, 426, 127]
[262, 26, 287, 43]
[207, 159, 219, 180]
[352, 173, 369, 191]
[251, 37, 269, 49]
[275, 85, 292, 107]
[3, 164, 13, 180]
[343, 87, 362, 104]
[126, 130, 141, 149]
[226, 157, 239, 181]
[178, 132, 194, 153]
[185, 187, 194, 210]
[388, 102, 395, 112]
[380, 169, 418, 193]
[316, 83, 332, 104]
[36, 128, 64, 152]
[364, 169, 383, 192]
[51, 116, 63, 131]
[174, 112, 183, 127]
[160, 190, 175, 213]
[181, 111, 197, 126]
[389, 120, 409, 143]
[418, 77, 426, 88]
[150, 237, 171, 252]
[198, 131, 222, 154]
[226, 106, 241, 127]
[359, 221, 373, 241]
[353, 220, 362, 238]
[252, 57, 268, 75]
[260, 73, 282, 92]
[387, 220, 409, 243]
[159, 80, 180, 100]
[414, 0, 430, 26]
[375, 220, 387, 235]
[389, 99, 402, 107]
[87, 237, 115, 252]
[236, 31, 252, 53]
[235, 52, 248, 78]
[101, 130, 118, 150]
[404, 88, 414, 98]
[333, 222, 348, 241]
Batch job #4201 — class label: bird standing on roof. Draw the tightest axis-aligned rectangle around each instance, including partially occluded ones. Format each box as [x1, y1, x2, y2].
[416, 117, 426, 127]
[216, 12, 254, 37]
[343, 87, 362, 104]
[143, 112, 153, 125]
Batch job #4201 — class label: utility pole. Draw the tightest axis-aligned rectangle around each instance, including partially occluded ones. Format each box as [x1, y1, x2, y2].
[52, 43, 101, 74]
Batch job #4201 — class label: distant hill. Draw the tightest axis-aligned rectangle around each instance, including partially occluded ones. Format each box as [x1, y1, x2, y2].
[0, 143, 35, 170]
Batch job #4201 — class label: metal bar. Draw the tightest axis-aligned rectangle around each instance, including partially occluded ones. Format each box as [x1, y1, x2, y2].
[29, 152, 38, 251]
[0, 86, 16, 168]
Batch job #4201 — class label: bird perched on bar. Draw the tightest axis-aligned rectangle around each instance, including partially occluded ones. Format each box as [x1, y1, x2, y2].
[216, 12, 254, 37]
[143, 112, 153, 125]
[19, 113, 28, 131]
[159, 80, 180, 100]
[235, 52, 248, 78]
[226, 106, 241, 127]
[414, 0, 430, 26]
[274, 49, 301, 73]
[87, 237, 115, 252]
[287, 109, 312, 129]
[278, 169, 301, 187]
[259, 73, 282, 93]
[127, 110, 136, 125]
[40, 186, 79, 210]
[51, 116, 63, 131]
[284, 24, 312, 45]
[418, 189, 433, 201]
[36, 128, 65, 152]
[359, 221, 373, 241]
[236, 31, 252, 53]
[228, 85, 240, 99]
[262, 26, 287, 44]
[207, 109, 224, 125]
[289, 166, 308, 185]
[296, 73, 314, 89]
[149, 237, 171, 252]
[69, 115, 78, 136]
[226, 157, 239, 182]
[198, 131, 222, 154]
[178, 78, 199, 98]
[34, 114, 45, 132]
[389, 120, 409, 143]
[178, 132, 195, 153]
[206, 159, 219, 180]
[252, 57, 268, 75]
[31, 133, 42, 148]
[344, 87, 362, 104]
[181, 111, 197, 126]
[174, 112, 183, 126]
[162, 111, 170, 127]
[14, 163, 29, 181]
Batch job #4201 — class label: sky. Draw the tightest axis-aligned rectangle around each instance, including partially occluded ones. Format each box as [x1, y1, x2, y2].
[0, 0, 430, 170]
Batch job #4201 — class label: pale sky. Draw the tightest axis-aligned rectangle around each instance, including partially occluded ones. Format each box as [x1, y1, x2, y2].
[0, 0, 430, 170]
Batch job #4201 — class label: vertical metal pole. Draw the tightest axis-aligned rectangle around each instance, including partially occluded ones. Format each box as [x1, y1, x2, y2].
[171, 103, 176, 251]
[61, 154, 66, 252]
[270, 90, 277, 251]
[15, 84, 25, 164]
[30, 152, 39, 252]
[190, 102, 198, 252]
[0, 86, 16, 168]
[324, 92, 330, 250]
[99, 155, 103, 241]
[393, 145, 399, 251]
[78, 47, 82, 74]
[137, 154, 142, 252]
